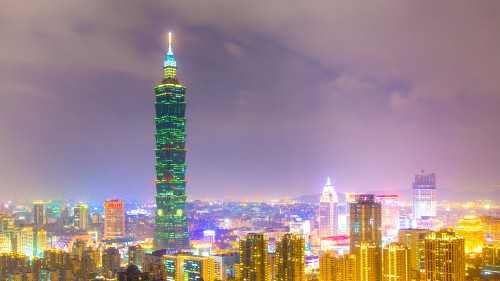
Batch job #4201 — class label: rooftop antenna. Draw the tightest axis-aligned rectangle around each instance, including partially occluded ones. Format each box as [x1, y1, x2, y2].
[167, 32, 173, 55]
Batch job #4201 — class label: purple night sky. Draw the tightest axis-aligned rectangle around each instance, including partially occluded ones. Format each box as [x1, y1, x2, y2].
[0, 1, 499, 201]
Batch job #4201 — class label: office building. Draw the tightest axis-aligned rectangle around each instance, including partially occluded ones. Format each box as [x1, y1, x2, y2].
[33, 202, 45, 228]
[423, 229, 465, 281]
[153, 32, 190, 252]
[397, 229, 431, 280]
[239, 233, 269, 281]
[104, 200, 125, 240]
[275, 233, 305, 281]
[102, 247, 121, 279]
[129, 245, 146, 268]
[375, 195, 399, 237]
[349, 194, 382, 253]
[213, 252, 239, 280]
[73, 205, 89, 230]
[412, 172, 436, 224]
[355, 242, 382, 281]
[19, 227, 33, 257]
[382, 243, 410, 281]
[319, 177, 339, 237]
[455, 215, 484, 254]
[164, 253, 215, 281]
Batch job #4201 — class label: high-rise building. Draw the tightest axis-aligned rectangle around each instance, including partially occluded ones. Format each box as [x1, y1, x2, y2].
[33, 202, 46, 260]
[479, 216, 500, 244]
[382, 243, 410, 281]
[319, 177, 339, 238]
[239, 233, 269, 281]
[319, 252, 356, 281]
[423, 229, 465, 281]
[19, 227, 33, 257]
[102, 247, 121, 279]
[482, 244, 500, 266]
[319, 251, 337, 281]
[153, 32, 190, 252]
[43, 249, 70, 271]
[344, 193, 357, 236]
[213, 252, 239, 280]
[290, 218, 311, 252]
[397, 229, 431, 280]
[456, 215, 484, 254]
[104, 200, 125, 240]
[33, 202, 45, 228]
[128, 245, 146, 268]
[375, 195, 399, 237]
[0, 254, 31, 278]
[73, 205, 89, 230]
[356, 242, 382, 281]
[349, 194, 382, 253]
[275, 233, 305, 281]
[0, 233, 11, 254]
[34, 229, 46, 258]
[412, 172, 436, 223]
[164, 253, 215, 281]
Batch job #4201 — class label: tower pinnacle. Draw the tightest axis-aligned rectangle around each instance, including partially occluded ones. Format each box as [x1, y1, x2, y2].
[168, 32, 173, 55]
[163, 32, 177, 81]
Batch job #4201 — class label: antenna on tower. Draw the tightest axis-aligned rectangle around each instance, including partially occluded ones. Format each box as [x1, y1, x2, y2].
[168, 32, 173, 55]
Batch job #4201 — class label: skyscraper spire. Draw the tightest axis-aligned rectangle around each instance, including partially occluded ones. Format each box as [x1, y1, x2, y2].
[319, 176, 339, 237]
[163, 32, 177, 82]
[167, 32, 173, 55]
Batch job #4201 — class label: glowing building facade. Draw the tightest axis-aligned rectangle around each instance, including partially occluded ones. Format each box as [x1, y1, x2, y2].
[382, 243, 410, 281]
[356, 242, 382, 281]
[319, 177, 339, 237]
[319, 252, 356, 281]
[398, 229, 431, 280]
[412, 173, 436, 224]
[423, 230, 465, 281]
[239, 233, 269, 281]
[104, 200, 125, 240]
[375, 195, 399, 237]
[456, 215, 484, 254]
[275, 234, 305, 281]
[73, 205, 89, 230]
[164, 254, 215, 281]
[349, 194, 382, 253]
[153, 32, 190, 251]
[33, 202, 45, 228]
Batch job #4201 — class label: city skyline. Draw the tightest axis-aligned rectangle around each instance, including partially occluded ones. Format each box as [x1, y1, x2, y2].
[1, 1, 500, 201]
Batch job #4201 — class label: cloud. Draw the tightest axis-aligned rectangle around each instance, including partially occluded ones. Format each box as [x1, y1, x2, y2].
[0, 1, 499, 200]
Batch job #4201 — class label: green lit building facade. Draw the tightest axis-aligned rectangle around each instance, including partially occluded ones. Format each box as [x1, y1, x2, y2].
[153, 33, 190, 251]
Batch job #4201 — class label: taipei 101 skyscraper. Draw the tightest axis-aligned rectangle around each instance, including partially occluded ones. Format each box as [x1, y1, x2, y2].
[153, 32, 190, 251]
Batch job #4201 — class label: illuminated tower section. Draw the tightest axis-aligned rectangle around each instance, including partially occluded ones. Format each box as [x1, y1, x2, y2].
[153, 32, 190, 251]
[319, 177, 339, 237]
[412, 172, 436, 220]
